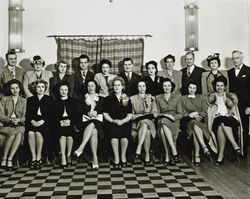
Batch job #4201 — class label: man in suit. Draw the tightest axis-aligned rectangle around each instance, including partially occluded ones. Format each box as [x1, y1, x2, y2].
[119, 58, 141, 96]
[228, 50, 250, 158]
[180, 51, 205, 95]
[0, 51, 25, 95]
[73, 54, 94, 99]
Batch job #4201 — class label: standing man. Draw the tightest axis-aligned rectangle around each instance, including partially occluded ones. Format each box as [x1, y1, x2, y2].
[73, 54, 94, 99]
[0, 51, 25, 95]
[119, 58, 141, 96]
[228, 50, 250, 158]
[180, 51, 205, 95]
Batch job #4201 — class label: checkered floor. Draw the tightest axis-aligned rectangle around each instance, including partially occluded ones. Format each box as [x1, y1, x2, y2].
[0, 161, 222, 199]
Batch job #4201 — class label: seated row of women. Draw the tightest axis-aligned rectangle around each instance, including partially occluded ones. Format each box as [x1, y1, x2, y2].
[0, 75, 242, 171]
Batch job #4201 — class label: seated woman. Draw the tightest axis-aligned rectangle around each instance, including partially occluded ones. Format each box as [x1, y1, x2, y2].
[26, 80, 53, 169]
[179, 80, 213, 166]
[103, 77, 132, 168]
[155, 78, 182, 165]
[143, 61, 164, 96]
[130, 80, 157, 165]
[23, 55, 53, 98]
[94, 59, 116, 97]
[53, 81, 77, 169]
[207, 76, 242, 165]
[0, 79, 26, 170]
[202, 53, 229, 95]
[74, 80, 104, 169]
[50, 60, 74, 100]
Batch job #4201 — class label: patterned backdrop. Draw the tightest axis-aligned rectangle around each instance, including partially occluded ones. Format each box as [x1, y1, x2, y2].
[56, 37, 144, 75]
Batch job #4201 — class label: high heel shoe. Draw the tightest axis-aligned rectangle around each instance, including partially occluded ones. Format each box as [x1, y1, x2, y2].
[74, 151, 82, 158]
[121, 162, 127, 167]
[29, 160, 36, 169]
[6, 160, 13, 171]
[203, 147, 213, 163]
[36, 159, 42, 169]
[172, 154, 181, 163]
[92, 163, 99, 170]
[113, 162, 120, 168]
[193, 156, 201, 167]
[215, 159, 224, 166]
[1, 159, 6, 168]
[61, 163, 67, 169]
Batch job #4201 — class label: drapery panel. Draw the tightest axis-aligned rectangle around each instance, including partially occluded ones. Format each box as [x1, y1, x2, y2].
[56, 37, 144, 74]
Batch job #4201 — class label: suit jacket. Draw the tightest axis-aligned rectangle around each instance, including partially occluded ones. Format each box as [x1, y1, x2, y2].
[49, 73, 75, 99]
[228, 64, 250, 108]
[181, 65, 205, 95]
[0, 96, 26, 124]
[94, 73, 116, 97]
[161, 69, 182, 94]
[23, 70, 53, 98]
[0, 66, 25, 95]
[202, 70, 229, 95]
[119, 72, 141, 96]
[73, 70, 94, 99]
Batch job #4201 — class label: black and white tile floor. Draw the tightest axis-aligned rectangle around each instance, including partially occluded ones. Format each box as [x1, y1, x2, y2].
[0, 161, 223, 199]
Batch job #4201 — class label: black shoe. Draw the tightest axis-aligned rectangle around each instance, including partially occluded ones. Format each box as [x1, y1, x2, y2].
[29, 160, 36, 169]
[121, 162, 127, 167]
[36, 159, 42, 169]
[172, 154, 181, 163]
[6, 160, 13, 171]
[113, 163, 120, 168]
[61, 164, 67, 169]
[203, 147, 213, 163]
[144, 160, 150, 166]
[215, 159, 224, 166]
[67, 156, 72, 167]
[164, 160, 174, 166]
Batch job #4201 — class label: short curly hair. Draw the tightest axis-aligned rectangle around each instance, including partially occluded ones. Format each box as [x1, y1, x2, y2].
[84, 79, 100, 94]
[55, 60, 70, 72]
[5, 79, 24, 96]
[162, 78, 176, 93]
[28, 79, 48, 95]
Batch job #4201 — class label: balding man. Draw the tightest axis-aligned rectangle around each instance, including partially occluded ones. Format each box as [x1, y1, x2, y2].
[228, 50, 250, 158]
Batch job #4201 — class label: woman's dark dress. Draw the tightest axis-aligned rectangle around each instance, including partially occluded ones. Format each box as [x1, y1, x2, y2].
[103, 94, 132, 139]
[144, 75, 164, 96]
[53, 97, 77, 137]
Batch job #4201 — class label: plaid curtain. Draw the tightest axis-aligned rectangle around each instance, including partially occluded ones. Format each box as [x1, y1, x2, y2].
[56, 37, 144, 75]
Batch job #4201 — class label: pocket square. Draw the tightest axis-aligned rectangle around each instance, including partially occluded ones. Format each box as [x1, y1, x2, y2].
[241, 75, 246, 77]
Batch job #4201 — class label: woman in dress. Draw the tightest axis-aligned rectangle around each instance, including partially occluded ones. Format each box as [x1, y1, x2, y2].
[202, 53, 228, 95]
[53, 81, 77, 168]
[161, 54, 182, 94]
[143, 60, 164, 96]
[103, 76, 132, 168]
[130, 80, 157, 165]
[207, 76, 242, 165]
[50, 60, 74, 100]
[74, 80, 104, 169]
[94, 59, 116, 97]
[23, 55, 53, 98]
[0, 79, 26, 170]
[179, 80, 212, 166]
[26, 80, 53, 169]
[155, 78, 182, 165]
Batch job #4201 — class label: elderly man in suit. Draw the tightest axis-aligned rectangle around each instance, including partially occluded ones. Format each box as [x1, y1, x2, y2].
[228, 50, 250, 158]
[119, 58, 141, 96]
[0, 51, 25, 95]
[180, 51, 205, 95]
[73, 54, 94, 99]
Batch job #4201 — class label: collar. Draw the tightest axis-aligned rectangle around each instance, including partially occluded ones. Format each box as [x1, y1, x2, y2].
[125, 71, 132, 76]
[7, 65, 15, 72]
[234, 64, 243, 70]
[188, 94, 195, 98]
[188, 65, 195, 71]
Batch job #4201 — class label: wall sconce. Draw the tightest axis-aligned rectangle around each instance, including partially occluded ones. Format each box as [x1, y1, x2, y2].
[184, 1, 198, 51]
[8, 0, 24, 53]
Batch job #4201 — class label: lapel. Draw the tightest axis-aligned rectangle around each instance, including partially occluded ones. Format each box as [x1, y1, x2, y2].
[3, 66, 13, 79]
[237, 65, 247, 78]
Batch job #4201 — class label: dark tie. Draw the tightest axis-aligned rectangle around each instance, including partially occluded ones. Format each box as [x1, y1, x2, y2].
[127, 73, 131, 82]
[187, 67, 191, 76]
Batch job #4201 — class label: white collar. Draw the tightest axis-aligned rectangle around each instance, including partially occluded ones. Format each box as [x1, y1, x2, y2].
[188, 94, 195, 98]
[234, 64, 243, 70]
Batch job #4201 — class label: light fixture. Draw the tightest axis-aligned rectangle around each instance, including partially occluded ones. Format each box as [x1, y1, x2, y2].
[8, 0, 24, 53]
[184, 0, 198, 51]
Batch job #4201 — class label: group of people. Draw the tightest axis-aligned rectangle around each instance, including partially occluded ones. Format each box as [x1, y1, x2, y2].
[0, 50, 249, 171]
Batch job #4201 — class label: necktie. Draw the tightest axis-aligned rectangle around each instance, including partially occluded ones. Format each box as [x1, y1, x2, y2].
[104, 75, 109, 86]
[82, 70, 86, 82]
[127, 73, 131, 82]
[10, 67, 15, 78]
[187, 67, 191, 76]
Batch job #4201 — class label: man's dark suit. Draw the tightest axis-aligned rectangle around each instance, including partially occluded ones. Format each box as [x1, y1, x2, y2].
[73, 70, 94, 99]
[180, 66, 205, 95]
[119, 72, 141, 96]
[228, 64, 250, 157]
